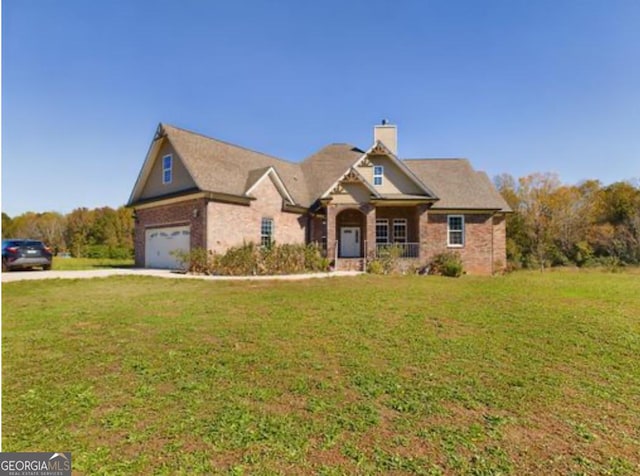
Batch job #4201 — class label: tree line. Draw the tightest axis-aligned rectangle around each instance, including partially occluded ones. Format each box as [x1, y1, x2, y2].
[2, 206, 134, 259]
[495, 173, 640, 269]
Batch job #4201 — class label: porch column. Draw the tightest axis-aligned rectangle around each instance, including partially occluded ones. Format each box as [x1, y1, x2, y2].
[326, 204, 337, 263]
[364, 204, 376, 259]
[416, 204, 429, 262]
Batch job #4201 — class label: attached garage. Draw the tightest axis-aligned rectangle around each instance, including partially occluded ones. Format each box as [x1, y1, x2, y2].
[144, 226, 190, 269]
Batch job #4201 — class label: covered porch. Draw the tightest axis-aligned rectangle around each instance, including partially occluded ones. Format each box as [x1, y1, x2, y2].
[314, 203, 428, 265]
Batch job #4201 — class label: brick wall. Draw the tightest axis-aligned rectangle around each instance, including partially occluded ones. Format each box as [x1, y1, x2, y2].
[134, 198, 207, 267]
[420, 212, 499, 275]
[206, 176, 306, 253]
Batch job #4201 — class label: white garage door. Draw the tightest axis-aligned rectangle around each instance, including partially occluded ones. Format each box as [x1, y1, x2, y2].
[145, 226, 191, 269]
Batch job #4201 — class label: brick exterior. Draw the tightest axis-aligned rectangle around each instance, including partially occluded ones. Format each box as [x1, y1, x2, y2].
[206, 176, 305, 253]
[420, 212, 506, 275]
[134, 198, 207, 267]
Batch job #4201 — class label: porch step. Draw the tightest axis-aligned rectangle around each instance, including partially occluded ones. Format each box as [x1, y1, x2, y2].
[335, 258, 365, 272]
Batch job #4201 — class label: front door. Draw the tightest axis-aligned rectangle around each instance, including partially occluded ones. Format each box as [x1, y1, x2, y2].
[340, 227, 360, 257]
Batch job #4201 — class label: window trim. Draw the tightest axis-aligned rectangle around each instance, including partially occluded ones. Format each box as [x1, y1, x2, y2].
[373, 165, 384, 186]
[392, 218, 407, 243]
[162, 154, 173, 184]
[447, 215, 465, 247]
[260, 217, 274, 247]
[375, 218, 389, 244]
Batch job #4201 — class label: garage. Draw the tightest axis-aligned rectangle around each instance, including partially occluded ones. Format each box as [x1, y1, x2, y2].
[145, 226, 190, 269]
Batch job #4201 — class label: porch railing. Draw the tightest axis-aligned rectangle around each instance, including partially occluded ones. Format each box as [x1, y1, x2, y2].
[375, 242, 420, 259]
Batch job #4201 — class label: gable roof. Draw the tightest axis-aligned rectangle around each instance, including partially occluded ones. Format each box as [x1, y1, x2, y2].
[300, 143, 365, 204]
[403, 159, 512, 212]
[129, 123, 511, 213]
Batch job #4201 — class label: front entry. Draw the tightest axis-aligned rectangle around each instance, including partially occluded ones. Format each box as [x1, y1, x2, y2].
[340, 226, 361, 257]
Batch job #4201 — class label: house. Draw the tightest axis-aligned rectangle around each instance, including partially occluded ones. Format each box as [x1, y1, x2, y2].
[127, 122, 511, 274]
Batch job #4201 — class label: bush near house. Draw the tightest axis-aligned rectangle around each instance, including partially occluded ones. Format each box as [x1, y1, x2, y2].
[429, 251, 464, 277]
[172, 243, 330, 276]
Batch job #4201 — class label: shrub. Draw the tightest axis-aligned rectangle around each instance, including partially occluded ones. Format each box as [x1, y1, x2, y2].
[171, 248, 215, 274]
[366, 260, 384, 274]
[175, 243, 331, 276]
[429, 251, 464, 277]
[218, 243, 259, 275]
[375, 244, 404, 274]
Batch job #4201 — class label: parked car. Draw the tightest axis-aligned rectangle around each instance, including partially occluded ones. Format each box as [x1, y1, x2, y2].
[2, 239, 53, 271]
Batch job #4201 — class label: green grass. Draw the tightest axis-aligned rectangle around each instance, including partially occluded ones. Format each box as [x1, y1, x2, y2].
[3, 270, 640, 474]
[52, 257, 134, 270]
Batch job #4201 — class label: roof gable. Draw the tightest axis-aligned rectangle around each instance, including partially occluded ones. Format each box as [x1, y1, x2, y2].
[244, 166, 295, 204]
[319, 140, 437, 200]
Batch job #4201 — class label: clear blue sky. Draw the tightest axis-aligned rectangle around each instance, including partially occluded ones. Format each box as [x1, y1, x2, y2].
[2, 0, 639, 216]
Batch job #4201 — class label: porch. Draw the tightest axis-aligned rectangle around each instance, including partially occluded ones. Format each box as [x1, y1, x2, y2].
[313, 203, 427, 269]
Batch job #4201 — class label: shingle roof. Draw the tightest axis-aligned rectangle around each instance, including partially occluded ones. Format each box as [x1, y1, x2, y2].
[162, 124, 309, 205]
[403, 159, 512, 211]
[300, 143, 365, 204]
[132, 124, 510, 212]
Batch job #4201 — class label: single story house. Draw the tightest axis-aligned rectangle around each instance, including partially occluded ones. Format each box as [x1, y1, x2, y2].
[127, 122, 511, 274]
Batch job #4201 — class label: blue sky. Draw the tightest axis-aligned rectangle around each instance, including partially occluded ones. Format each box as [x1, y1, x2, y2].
[2, 0, 639, 216]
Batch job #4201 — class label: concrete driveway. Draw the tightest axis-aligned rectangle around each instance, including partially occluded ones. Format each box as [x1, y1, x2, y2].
[1, 268, 362, 283]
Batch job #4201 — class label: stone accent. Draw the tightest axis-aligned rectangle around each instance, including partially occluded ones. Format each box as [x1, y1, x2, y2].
[134, 198, 207, 267]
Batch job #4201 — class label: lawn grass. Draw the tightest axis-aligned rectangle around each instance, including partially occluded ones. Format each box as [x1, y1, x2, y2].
[52, 257, 134, 270]
[2, 270, 639, 474]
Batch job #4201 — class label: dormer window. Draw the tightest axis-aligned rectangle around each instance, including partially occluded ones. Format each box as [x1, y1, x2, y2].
[373, 165, 384, 186]
[162, 155, 173, 184]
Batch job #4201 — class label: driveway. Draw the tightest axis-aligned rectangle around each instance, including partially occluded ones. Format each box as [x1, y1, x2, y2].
[1, 268, 362, 283]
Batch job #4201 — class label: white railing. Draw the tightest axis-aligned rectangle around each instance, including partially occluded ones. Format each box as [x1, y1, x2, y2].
[375, 242, 420, 259]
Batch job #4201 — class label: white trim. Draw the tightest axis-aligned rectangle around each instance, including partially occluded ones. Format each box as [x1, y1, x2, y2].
[392, 218, 408, 243]
[447, 215, 465, 247]
[245, 166, 296, 205]
[319, 140, 438, 200]
[375, 218, 389, 244]
[373, 165, 384, 186]
[162, 154, 173, 184]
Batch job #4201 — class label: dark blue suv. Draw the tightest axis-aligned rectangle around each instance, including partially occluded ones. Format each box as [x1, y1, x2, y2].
[2, 239, 53, 271]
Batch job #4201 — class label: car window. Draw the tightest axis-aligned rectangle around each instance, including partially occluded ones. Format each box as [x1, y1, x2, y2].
[25, 241, 44, 247]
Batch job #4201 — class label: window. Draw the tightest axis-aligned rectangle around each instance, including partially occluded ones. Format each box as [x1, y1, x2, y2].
[448, 215, 464, 247]
[376, 219, 389, 244]
[162, 155, 173, 184]
[261, 217, 274, 247]
[373, 165, 384, 186]
[393, 219, 407, 243]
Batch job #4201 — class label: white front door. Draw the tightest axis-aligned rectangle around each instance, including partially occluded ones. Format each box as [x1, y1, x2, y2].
[340, 227, 361, 257]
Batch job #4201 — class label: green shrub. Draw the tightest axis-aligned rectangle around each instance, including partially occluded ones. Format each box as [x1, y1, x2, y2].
[366, 260, 384, 274]
[429, 251, 464, 277]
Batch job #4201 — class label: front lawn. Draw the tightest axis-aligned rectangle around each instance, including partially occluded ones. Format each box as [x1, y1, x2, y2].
[52, 257, 135, 270]
[2, 271, 639, 474]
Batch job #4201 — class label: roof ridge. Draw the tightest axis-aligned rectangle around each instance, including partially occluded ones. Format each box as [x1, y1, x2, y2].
[162, 123, 295, 166]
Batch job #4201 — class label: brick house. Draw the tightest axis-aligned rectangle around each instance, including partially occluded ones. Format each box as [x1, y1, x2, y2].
[127, 122, 511, 274]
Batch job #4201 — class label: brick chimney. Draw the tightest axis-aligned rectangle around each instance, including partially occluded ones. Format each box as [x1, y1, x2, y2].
[373, 119, 397, 155]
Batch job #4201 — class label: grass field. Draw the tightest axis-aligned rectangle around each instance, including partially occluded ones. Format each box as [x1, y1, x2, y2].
[2, 270, 639, 475]
[52, 257, 135, 270]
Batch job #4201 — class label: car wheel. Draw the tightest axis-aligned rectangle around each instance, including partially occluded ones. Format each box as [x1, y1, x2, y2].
[2, 259, 8, 272]
[43, 264, 52, 271]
